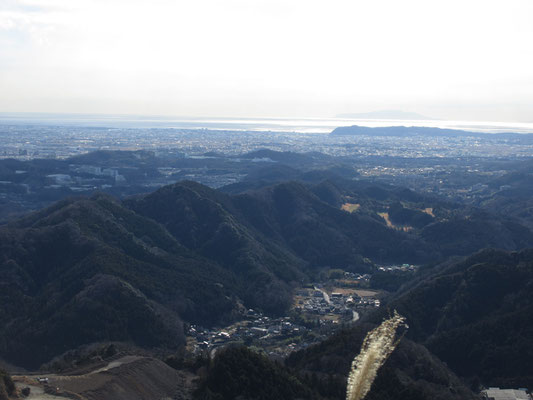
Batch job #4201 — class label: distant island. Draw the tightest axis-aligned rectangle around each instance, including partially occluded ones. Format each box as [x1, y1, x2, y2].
[335, 110, 434, 120]
[330, 124, 531, 138]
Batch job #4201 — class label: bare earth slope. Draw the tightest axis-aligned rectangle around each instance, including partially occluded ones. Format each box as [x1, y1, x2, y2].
[14, 356, 193, 400]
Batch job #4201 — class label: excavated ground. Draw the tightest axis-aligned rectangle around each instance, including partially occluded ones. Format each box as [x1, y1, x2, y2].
[13, 356, 194, 400]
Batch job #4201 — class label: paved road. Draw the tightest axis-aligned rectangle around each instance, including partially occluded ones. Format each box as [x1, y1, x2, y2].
[314, 286, 331, 304]
[352, 310, 360, 322]
[315, 286, 360, 323]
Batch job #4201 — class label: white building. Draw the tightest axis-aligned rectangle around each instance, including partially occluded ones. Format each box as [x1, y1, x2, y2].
[482, 388, 531, 400]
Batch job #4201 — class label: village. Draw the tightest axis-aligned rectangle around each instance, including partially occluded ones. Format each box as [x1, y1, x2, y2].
[377, 263, 418, 272]
[186, 271, 383, 359]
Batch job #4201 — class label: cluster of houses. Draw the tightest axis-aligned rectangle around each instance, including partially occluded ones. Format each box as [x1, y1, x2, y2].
[295, 287, 379, 319]
[44, 164, 127, 192]
[377, 264, 418, 272]
[187, 310, 310, 356]
[186, 282, 382, 359]
[295, 289, 351, 318]
[342, 271, 371, 281]
[330, 291, 381, 310]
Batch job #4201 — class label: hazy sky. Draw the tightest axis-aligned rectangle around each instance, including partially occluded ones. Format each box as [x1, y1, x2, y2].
[1, 0, 533, 121]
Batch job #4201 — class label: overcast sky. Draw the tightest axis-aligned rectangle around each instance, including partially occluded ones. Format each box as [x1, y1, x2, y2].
[1, 0, 533, 121]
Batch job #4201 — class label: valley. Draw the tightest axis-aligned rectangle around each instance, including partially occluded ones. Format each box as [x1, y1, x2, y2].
[186, 276, 381, 360]
[3, 0, 533, 397]
[1, 124, 533, 400]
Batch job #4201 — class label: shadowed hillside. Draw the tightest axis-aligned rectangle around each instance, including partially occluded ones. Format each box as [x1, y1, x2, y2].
[2, 179, 533, 373]
[374, 249, 533, 388]
[284, 323, 477, 400]
[125, 181, 305, 314]
[0, 194, 240, 369]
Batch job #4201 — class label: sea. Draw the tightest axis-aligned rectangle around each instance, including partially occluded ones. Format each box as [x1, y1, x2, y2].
[1, 113, 533, 134]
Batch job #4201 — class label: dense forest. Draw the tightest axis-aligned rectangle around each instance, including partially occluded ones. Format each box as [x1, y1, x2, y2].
[191, 327, 477, 400]
[374, 249, 533, 388]
[1, 152, 533, 400]
[2, 175, 533, 371]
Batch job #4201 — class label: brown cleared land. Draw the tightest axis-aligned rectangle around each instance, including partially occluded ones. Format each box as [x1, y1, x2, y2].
[341, 203, 360, 213]
[378, 212, 394, 228]
[422, 207, 435, 217]
[326, 286, 381, 299]
[336, 279, 362, 287]
[353, 289, 379, 297]
[324, 287, 358, 296]
[378, 212, 413, 232]
[12, 356, 193, 400]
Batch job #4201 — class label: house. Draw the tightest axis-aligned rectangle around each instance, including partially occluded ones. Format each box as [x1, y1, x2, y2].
[198, 341, 209, 349]
[482, 388, 531, 400]
[250, 327, 268, 335]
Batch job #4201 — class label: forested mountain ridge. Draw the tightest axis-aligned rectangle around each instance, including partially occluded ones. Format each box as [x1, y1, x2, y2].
[125, 181, 304, 314]
[231, 181, 427, 266]
[0, 194, 240, 369]
[373, 248, 533, 388]
[129, 179, 533, 270]
[1, 178, 533, 373]
[193, 330, 478, 400]
[285, 324, 478, 400]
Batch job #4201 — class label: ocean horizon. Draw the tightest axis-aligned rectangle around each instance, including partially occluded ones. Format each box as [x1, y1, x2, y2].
[1, 112, 533, 135]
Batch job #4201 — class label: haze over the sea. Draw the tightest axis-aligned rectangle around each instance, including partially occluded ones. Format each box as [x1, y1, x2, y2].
[1, 112, 533, 135]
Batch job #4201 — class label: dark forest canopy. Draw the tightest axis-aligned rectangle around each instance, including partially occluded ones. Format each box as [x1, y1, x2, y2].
[371, 248, 533, 388]
[1, 175, 532, 395]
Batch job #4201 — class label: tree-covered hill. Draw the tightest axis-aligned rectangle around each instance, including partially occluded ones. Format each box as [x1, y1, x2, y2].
[232, 181, 429, 266]
[125, 181, 305, 314]
[375, 248, 533, 388]
[193, 337, 477, 400]
[478, 161, 533, 230]
[0, 194, 240, 369]
[285, 323, 478, 400]
[2, 179, 533, 372]
[195, 346, 321, 400]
